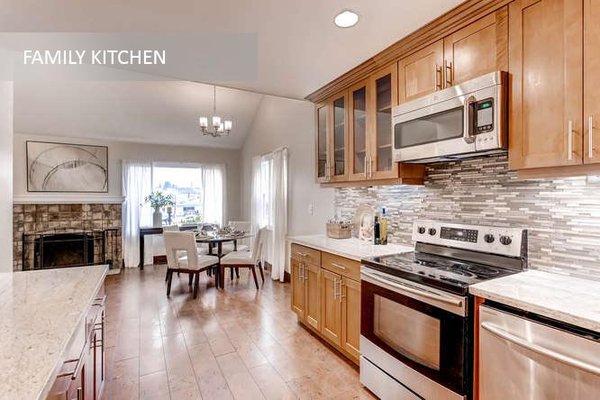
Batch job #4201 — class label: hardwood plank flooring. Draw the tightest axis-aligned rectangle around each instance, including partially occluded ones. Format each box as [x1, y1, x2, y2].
[104, 265, 375, 400]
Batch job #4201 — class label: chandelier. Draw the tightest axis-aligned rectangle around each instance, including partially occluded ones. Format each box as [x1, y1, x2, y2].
[199, 85, 233, 137]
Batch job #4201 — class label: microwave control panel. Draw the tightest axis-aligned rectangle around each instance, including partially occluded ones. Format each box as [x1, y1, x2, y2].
[474, 98, 494, 134]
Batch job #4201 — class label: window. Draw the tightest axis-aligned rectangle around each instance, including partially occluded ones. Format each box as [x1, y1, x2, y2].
[152, 165, 203, 225]
[150, 163, 224, 226]
[256, 157, 273, 228]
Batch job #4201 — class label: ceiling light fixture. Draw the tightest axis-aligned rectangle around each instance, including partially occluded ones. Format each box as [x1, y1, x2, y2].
[334, 10, 359, 28]
[199, 85, 232, 137]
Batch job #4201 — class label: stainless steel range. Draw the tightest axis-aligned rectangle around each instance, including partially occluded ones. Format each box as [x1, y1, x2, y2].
[359, 220, 527, 400]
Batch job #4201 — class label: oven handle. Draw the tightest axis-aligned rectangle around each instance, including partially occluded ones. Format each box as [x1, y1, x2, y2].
[362, 270, 463, 307]
[481, 322, 600, 376]
[463, 95, 476, 144]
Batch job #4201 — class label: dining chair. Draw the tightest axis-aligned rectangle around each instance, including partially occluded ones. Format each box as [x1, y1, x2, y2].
[222, 221, 252, 279]
[163, 231, 220, 298]
[219, 227, 266, 289]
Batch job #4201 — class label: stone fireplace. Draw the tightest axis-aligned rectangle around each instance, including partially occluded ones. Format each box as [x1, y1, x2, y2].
[13, 203, 122, 271]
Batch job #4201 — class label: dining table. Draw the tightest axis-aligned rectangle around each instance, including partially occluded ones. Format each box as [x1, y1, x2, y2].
[196, 232, 253, 289]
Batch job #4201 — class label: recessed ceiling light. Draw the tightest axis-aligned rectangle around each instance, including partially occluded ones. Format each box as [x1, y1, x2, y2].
[334, 10, 359, 28]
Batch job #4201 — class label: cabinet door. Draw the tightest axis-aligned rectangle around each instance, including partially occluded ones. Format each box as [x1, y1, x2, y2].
[94, 311, 105, 399]
[398, 39, 444, 104]
[348, 80, 369, 181]
[369, 64, 398, 179]
[341, 277, 361, 363]
[329, 93, 349, 182]
[304, 263, 321, 331]
[509, 0, 583, 169]
[443, 7, 508, 86]
[585, 0, 600, 164]
[320, 269, 342, 347]
[291, 258, 306, 319]
[315, 102, 330, 183]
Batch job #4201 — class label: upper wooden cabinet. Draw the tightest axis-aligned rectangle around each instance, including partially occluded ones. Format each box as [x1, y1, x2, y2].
[348, 80, 369, 181]
[443, 8, 508, 87]
[509, 0, 584, 170]
[398, 7, 508, 105]
[315, 102, 329, 183]
[330, 93, 349, 182]
[585, 0, 600, 164]
[398, 40, 444, 104]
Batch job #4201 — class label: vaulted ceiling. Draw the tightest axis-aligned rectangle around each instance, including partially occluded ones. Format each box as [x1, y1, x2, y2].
[5, 0, 462, 147]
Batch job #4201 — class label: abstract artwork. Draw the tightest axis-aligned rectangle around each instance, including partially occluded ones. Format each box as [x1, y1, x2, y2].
[27, 141, 108, 192]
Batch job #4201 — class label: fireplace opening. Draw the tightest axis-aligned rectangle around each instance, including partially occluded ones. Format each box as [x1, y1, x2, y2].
[34, 233, 95, 269]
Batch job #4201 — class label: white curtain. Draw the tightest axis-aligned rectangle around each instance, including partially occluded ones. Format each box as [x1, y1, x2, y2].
[122, 161, 152, 268]
[250, 148, 288, 282]
[200, 163, 226, 226]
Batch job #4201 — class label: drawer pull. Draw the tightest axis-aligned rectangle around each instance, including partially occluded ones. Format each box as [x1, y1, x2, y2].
[92, 294, 107, 307]
[296, 252, 309, 258]
[330, 262, 347, 270]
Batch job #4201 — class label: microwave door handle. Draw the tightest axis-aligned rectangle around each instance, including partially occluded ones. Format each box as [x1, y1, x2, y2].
[463, 95, 476, 144]
[362, 270, 463, 307]
[481, 322, 600, 376]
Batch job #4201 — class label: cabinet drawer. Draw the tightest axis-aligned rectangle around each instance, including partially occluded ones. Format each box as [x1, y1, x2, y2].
[322, 252, 360, 281]
[291, 244, 321, 266]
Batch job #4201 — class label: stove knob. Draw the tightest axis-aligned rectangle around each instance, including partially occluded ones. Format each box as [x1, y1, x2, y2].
[484, 234, 495, 243]
[428, 228, 437, 236]
[418, 226, 426, 234]
[499, 235, 512, 245]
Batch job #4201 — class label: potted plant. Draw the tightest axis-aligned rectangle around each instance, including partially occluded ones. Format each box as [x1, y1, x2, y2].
[145, 191, 174, 227]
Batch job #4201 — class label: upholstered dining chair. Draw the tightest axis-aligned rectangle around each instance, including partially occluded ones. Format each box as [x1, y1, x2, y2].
[221, 221, 252, 280]
[219, 227, 267, 289]
[163, 231, 220, 298]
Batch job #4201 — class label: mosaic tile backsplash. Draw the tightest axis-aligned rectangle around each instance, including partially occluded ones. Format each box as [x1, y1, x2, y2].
[335, 155, 600, 280]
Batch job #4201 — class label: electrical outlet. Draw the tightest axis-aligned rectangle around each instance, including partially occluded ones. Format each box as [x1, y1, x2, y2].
[308, 202, 314, 215]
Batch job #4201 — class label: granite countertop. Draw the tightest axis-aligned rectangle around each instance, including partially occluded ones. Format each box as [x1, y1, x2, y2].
[288, 234, 413, 262]
[0, 265, 108, 400]
[470, 270, 600, 332]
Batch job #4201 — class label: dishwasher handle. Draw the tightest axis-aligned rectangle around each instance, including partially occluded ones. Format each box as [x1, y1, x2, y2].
[481, 321, 600, 377]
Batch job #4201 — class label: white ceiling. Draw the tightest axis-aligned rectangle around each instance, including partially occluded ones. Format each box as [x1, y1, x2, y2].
[13, 78, 264, 149]
[6, 0, 462, 148]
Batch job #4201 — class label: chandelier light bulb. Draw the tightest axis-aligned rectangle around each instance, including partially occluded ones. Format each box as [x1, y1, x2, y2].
[212, 115, 221, 128]
[199, 117, 208, 128]
[224, 120, 233, 131]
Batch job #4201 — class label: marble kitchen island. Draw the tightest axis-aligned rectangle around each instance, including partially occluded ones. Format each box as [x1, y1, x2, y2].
[0, 265, 108, 400]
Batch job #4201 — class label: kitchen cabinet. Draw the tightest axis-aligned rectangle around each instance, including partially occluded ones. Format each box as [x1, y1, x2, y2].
[304, 262, 321, 331]
[368, 64, 398, 179]
[341, 277, 361, 363]
[320, 269, 343, 347]
[443, 8, 508, 87]
[330, 93, 349, 182]
[584, 0, 600, 164]
[291, 258, 306, 318]
[509, 0, 583, 170]
[348, 80, 369, 181]
[398, 40, 444, 103]
[47, 283, 106, 400]
[315, 102, 329, 183]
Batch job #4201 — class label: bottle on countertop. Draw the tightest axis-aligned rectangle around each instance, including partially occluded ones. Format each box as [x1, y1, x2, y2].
[380, 207, 388, 245]
[373, 215, 381, 245]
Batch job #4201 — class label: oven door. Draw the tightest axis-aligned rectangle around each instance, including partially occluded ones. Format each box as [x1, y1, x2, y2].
[360, 267, 470, 399]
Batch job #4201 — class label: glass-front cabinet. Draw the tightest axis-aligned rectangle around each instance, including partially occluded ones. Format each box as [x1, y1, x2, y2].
[331, 93, 348, 181]
[369, 64, 398, 179]
[349, 80, 369, 181]
[316, 102, 329, 183]
[314, 62, 421, 185]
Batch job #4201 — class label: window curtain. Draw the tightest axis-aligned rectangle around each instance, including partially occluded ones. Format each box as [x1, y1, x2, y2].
[250, 147, 288, 282]
[122, 161, 152, 268]
[200, 163, 226, 226]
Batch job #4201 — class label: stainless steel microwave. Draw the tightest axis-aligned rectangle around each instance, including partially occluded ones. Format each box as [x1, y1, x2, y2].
[392, 71, 508, 163]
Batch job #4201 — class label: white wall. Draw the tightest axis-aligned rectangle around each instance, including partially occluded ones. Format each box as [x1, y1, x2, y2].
[0, 82, 13, 272]
[241, 95, 334, 236]
[13, 134, 242, 220]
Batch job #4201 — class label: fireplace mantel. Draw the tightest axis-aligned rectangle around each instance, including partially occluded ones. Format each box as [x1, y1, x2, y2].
[13, 195, 125, 204]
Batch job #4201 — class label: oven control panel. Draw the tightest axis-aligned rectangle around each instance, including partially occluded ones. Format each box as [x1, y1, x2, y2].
[413, 220, 526, 258]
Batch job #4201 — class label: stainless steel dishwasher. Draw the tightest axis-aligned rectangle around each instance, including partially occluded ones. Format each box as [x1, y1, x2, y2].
[479, 305, 600, 400]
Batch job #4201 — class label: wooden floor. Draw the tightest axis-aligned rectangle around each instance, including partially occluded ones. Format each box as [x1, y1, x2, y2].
[104, 265, 375, 400]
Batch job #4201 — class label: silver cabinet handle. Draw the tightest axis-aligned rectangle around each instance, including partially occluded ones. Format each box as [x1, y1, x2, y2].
[435, 64, 442, 90]
[589, 116, 594, 159]
[568, 120, 574, 160]
[445, 60, 453, 87]
[330, 262, 347, 270]
[363, 156, 367, 176]
[296, 252, 308, 258]
[481, 322, 600, 376]
[333, 278, 339, 300]
[463, 95, 476, 144]
[362, 270, 463, 307]
[367, 155, 372, 178]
